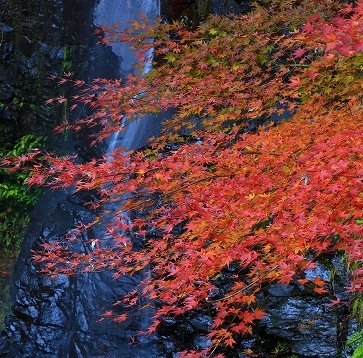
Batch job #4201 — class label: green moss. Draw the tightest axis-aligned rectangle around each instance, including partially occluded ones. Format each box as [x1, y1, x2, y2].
[0, 134, 43, 252]
[61, 45, 75, 73]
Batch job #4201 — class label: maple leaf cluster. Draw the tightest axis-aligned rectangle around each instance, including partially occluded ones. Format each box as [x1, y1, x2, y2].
[4, 0, 363, 356]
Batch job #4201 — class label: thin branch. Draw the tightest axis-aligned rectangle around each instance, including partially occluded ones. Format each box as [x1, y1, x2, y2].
[208, 265, 279, 303]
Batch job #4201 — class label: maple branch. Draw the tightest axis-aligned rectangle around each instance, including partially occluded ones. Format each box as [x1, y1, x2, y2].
[239, 148, 281, 156]
[207, 265, 279, 303]
[206, 266, 279, 358]
[117, 174, 236, 213]
[288, 64, 309, 67]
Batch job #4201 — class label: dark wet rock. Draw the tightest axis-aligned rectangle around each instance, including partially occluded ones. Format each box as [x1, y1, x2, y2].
[0, 25, 14, 33]
[213, 0, 252, 15]
[1, 188, 166, 357]
[0, 0, 66, 148]
[240, 336, 258, 350]
[256, 258, 350, 357]
[262, 297, 336, 339]
[161, 0, 251, 25]
[194, 334, 212, 349]
[190, 314, 213, 331]
[160, 256, 351, 356]
[267, 283, 294, 297]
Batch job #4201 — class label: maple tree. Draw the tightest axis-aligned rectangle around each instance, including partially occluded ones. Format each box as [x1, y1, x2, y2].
[4, 0, 363, 356]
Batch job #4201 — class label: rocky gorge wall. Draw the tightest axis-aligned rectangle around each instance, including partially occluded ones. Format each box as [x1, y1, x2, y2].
[0, 0, 66, 334]
[0, 0, 103, 323]
[1, 0, 67, 148]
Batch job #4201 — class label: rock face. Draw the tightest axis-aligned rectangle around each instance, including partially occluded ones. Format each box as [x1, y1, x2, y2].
[0, 191, 162, 358]
[0, 0, 66, 148]
[155, 257, 351, 357]
[161, 0, 252, 24]
[1, 0, 164, 357]
[257, 257, 351, 357]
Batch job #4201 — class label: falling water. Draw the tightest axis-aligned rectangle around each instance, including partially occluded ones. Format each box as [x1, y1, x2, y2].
[0, 2, 163, 358]
[0, 2, 162, 357]
[94, 0, 160, 153]
[93, 0, 161, 354]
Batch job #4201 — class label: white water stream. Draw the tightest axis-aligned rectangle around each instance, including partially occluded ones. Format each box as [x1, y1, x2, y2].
[0, 3, 163, 358]
[93, 1, 161, 354]
[94, 0, 160, 153]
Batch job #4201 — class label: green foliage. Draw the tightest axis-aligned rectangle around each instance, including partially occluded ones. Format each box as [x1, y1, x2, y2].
[346, 294, 363, 357]
[0, 134, 42, 251]
[352, 295, 363, 322]
[346, 327, 363, 358]
[352, 342, 363, 358]
[164, 51, 177, 64]
[61, 45, 74, 73]
[11, 97, 24, 109]
[0, 134, 42, 205]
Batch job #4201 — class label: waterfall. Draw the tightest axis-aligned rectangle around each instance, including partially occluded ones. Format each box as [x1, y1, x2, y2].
[95, 0, 160, 346]
[94, 0, 160, 154]
[91, 0, 161, 355]
[94, 0, 159, 78]
[87, 0, 160, 358]
[0, 1, 163, 358]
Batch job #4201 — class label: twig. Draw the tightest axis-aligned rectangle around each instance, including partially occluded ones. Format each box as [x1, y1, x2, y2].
[208, 265, 279, 303]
